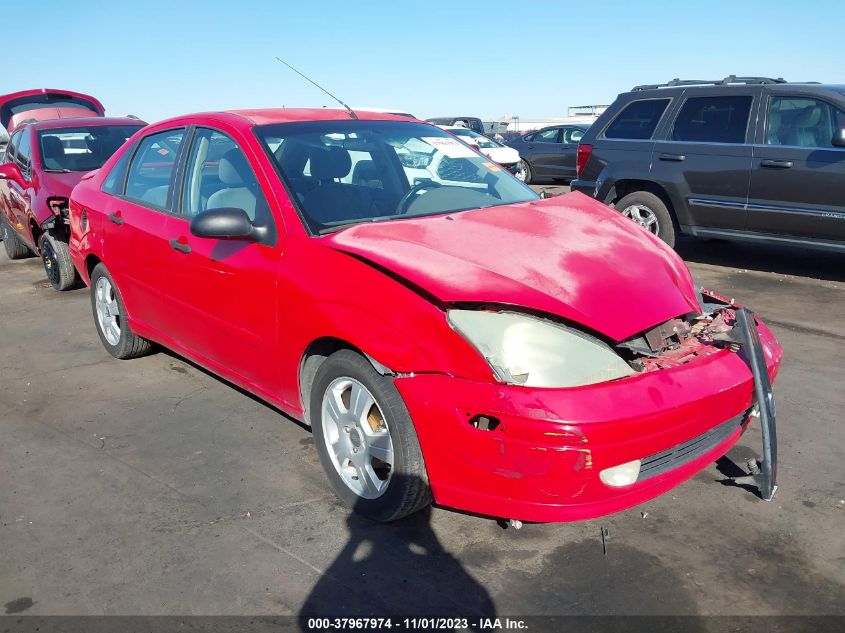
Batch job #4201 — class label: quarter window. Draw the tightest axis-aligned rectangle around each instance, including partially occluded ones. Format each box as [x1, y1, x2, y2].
[180, 128, 269, 222]
[605, 99, 670, 140]
[766, 96, 845, 148]
[124, 129, 185, 209]
[533, 128, 560, 143]
[671, 96, 752, 144]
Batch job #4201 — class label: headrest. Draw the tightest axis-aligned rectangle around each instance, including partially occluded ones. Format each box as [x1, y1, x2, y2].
[41, 136, 65, 159]
[310, 146, 351, 180]
[276, 140, 309, 173]
[768, 110, 781, 129]
[218, 148, 252, 186]
[796, 106, 821, 127]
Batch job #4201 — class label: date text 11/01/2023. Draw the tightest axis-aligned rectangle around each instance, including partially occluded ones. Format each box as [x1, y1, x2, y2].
[305, 617, 528, 630]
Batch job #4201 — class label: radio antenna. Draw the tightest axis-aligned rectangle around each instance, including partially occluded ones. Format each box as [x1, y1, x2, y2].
[274, 57, 358, 119]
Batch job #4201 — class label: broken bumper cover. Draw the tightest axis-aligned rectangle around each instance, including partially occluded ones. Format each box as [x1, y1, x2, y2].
[394, 318, 782, 523]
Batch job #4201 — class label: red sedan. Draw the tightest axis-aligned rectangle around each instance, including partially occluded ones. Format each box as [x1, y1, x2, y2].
[68, 109, 782, 522]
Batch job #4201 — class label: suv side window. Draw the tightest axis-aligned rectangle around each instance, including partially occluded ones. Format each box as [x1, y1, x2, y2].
[605, 99, 670, 139]
[671, 95, 752, 144]
[766, 96, 845, 148]
[533, 128, 560, 143]
[180, 128, 270, 222]
[16, 128, 32, 177]
[124, 129, 185, 209]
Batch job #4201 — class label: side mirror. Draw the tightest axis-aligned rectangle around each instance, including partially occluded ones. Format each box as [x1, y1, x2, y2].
[832, 128, 845, 148]
[190, 207, 259, 241]
[0, 163, 26, 187]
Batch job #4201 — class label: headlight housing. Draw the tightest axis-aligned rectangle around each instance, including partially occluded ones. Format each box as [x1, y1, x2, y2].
[448, 310, 635, 388]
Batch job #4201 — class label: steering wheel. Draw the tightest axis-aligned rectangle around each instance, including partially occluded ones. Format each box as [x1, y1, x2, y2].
[397, 180, 443, 214]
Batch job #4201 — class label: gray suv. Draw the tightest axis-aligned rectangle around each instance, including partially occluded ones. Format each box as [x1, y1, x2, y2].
[571, 76, 845, 251]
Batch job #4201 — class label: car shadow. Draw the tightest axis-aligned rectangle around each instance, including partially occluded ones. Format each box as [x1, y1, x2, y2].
[299, 476, 496, 629]
[676, 236, 845, 283]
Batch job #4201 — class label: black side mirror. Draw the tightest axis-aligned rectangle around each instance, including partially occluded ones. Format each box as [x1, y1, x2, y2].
[832, 128, 845, 148]
[190, 207, 263, 242]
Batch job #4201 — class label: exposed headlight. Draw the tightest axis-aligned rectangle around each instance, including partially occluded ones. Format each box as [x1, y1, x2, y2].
[448, 310, 635, 388]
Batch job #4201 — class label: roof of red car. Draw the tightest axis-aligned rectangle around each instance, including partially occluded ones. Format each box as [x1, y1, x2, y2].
[25, 116, 147, 130]
[160, 108, 416, 128]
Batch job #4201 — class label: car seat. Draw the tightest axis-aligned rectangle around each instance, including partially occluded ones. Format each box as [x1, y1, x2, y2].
[41, 136, 66, 170]
[302, 146, 373, 225]
[207, 149, 258, 219]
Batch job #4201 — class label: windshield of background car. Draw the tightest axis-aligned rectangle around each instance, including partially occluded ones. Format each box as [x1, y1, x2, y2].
[38, 125, 142, 172]
[256, 120, 538, 234]
[452, 128, 501, 149]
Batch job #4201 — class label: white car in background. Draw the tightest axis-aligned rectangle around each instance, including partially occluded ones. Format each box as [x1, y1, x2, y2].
[438, 125, 526, 181]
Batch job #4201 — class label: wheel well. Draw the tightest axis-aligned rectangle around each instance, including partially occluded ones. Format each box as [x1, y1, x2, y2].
[298, 337, 362, 427]
[85, 254, 102, 279]
[29, 220, 41, 247]
[610, 180, 678, 228]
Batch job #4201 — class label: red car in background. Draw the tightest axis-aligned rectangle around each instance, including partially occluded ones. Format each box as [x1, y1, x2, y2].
[68, 108, 782, 523]
[0, 117, 145, 288]
[1, 88, 105, 133]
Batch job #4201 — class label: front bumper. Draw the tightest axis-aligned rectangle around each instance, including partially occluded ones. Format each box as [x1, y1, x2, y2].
[394, 319, 781, 522]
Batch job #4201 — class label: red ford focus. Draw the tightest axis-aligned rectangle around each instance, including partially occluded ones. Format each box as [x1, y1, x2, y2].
[68, 109, 782, 522]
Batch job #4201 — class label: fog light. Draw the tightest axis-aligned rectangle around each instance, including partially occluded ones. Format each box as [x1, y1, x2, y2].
[599, 459, 641, 487]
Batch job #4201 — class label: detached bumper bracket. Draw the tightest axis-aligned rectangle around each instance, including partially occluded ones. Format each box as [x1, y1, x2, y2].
[729, 309, 778, 501]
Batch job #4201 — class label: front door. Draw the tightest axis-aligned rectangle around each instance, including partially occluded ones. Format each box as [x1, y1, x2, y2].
[103, 128, 186, 335]
[747, 94, 845, 241]
[652, 91, 757, 231]
[163, 127, 282, 391]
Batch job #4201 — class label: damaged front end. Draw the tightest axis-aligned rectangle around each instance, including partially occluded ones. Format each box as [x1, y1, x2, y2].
[617, 290, 779, 500]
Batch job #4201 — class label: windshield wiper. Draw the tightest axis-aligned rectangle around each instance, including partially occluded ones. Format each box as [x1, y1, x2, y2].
[317, 216, 395, 235]
[44, 168, 73, 173]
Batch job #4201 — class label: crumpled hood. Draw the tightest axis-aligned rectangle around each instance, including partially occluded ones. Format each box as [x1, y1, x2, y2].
[324, 192, 700, 341]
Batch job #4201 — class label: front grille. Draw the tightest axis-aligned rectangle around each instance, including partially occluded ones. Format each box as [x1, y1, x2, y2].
[637, 414, 744, 482]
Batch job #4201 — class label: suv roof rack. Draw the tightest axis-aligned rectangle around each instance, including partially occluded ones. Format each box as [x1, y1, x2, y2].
[631, 75, 788, 91]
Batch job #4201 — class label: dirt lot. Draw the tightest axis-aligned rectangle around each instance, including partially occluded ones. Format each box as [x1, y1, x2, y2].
[1, 201, 843, 620]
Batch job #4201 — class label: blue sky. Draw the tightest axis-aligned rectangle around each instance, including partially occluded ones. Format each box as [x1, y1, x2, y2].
[12, 0, 844, 124]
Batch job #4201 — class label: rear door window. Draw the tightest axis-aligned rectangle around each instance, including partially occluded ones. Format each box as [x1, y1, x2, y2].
[16, 129, 32, 177]
[605, 99, 670, 139]
[563, 127, 585, 144]
[124, 129, 185, 210]
[766, 96, 845, 147]
[533, 128, 561, 143]
[671, 96, 752, 144]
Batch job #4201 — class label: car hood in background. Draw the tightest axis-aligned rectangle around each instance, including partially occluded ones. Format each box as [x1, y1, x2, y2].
[324, 193, 699, 341]
[480, 145, 521, 165]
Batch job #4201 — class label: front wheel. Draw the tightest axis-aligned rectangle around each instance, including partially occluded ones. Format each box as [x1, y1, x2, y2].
[90, 263, 153, 359]
[40, 232, 78, 291]
[615, 191, 676, 248]
[311, 350, 431, 522]
[519, 159, 533, 184]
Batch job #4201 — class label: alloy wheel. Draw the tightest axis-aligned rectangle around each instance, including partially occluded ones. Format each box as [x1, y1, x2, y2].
[94, 276, 121, 346]
[621, 203, 660, 234]
[321, 377, 394, 499]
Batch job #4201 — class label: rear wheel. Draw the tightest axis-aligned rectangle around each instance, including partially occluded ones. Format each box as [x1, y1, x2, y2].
[90, 263, 153, 359]
[615, 191, 676, 248]
[2, 220, 32, 260]
[311, 350, 431, 522]
[40, 232, 78, 291]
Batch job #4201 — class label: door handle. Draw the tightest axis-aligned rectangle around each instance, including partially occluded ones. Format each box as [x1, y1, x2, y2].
[761, 159, 793, 169]
[109, 211, 123, 225]
[169, 237, 191, 254]
[659, 153, 686, 161]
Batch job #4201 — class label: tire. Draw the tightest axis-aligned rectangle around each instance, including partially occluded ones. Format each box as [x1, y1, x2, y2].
[310, 349, 431, 522]
[520, 159, 534, 184]
[89, 263, 153, 359]
[2, 219, 32, 260]
[40, 232, 78, 291]
[615, 191, 676, 248]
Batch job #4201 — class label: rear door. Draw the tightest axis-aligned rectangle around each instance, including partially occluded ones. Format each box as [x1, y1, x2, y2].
[747, 92, 845, 241]
[651, 89, 758, 231]
[558, 127, 587, 178]
[8, 127, 34, 247]
[164, 126, 283, 390]
[522, 127, 565, 177]
[0, 130, 21, 227]
[102, 128, 186, 335]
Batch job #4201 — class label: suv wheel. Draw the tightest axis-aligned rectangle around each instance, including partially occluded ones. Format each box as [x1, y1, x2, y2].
[616, 191, 676, 248]
[2, 220, 32, 260]
[40, 233, 78, 291]
[90, 263, 153, 359]
[311, 350, 431, 522]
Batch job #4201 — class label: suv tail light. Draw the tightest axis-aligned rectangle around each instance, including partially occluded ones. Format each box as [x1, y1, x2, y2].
[576, 143, 593, 177]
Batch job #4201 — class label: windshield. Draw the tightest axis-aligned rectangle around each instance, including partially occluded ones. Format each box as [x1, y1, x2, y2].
[38, 125, 142, 172]
[451, 128, 501, 149]
[256, 120, 538, 234]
